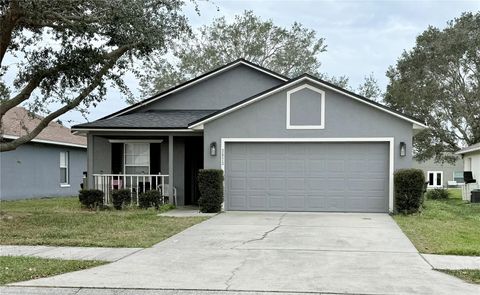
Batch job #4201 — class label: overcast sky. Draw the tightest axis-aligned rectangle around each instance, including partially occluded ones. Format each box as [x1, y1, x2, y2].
[16, 0, 480, 125]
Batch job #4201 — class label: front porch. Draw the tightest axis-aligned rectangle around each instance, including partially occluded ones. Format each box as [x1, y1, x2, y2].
[86, 133, 204, 206]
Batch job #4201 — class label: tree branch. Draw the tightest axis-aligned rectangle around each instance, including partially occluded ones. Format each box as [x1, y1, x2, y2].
[0, 0, 22, 66]
[0, 75, 44, 118]
[0, 45, 131, 152]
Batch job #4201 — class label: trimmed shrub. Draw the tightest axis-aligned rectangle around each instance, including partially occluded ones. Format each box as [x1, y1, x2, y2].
[425, 188, 449, 200]
[198, 169, 224, 213]
[138, 190, 162, 209]
[394, 169, 426, 214]
[112, 189, 131, 210]
[78, 189, 104, 209]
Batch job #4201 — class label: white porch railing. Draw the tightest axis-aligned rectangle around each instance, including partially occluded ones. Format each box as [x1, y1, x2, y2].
[92, 174, 175, 205]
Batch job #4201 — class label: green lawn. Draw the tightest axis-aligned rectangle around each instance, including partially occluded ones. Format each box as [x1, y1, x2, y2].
[0, 256, 105, 285]
[0, 197, 208, 248]
[394, 189, 480, 256]
[437, 269, 480, 285]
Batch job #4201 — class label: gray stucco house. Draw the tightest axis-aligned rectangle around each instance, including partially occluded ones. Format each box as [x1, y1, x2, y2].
[73, 59, 427, 213]
[1, 107, 87, 200]
[413, 156, 464, 188]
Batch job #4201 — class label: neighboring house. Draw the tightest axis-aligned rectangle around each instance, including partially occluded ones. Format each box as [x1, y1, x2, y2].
[72, 59, 427, 213]
[456, 143, 480, 194]
[1, 107, 87, 200]
[413, 156, 464, 188]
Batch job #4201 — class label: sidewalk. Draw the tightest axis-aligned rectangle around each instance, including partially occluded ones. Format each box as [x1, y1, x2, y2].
[422, 253, 480, 270]
[0, 245, 143, 262]
[2, 286, 313, 295]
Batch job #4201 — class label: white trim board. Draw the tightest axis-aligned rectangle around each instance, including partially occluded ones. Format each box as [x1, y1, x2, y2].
[220, 137, 395, 213]
[2, 134, 87, 148]
[286, 84, 325, 130]
[190, 77, 427, 130]
[104, 60, 288, 119]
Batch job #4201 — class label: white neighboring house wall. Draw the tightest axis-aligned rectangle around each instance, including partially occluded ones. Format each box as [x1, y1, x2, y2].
[456, 145, 480, 201]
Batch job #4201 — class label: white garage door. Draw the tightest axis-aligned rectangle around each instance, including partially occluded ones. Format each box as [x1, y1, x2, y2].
[225, 142, 389, 212]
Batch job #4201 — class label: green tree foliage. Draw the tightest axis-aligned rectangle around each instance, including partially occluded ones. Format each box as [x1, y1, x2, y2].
[358, 73, 382, 102]
[141, 10, 353, 96]
[0, 0, 192, 151]
[385, 12, 480, 163]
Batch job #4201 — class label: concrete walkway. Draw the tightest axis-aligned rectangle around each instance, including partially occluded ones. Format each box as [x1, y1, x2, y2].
[422, 254, 480, 270]
[157, 207, 218, 217]
[0, 245, 142, 261]
[0, 286, 341, 295]
[0, 286, 327, 295]
[10, 212, 480, 295]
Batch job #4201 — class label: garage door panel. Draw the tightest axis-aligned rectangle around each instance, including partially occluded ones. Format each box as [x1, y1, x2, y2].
[307, 178, 328, 190]
[286, 196, 305, 209]
[226, 142, 388, 212]
[246, 178, 266, 190]
[268, 196, 286, 210]
[326, 179, 347, 191]
[229, 177, 246, 190]
[248, 159, 266, 172]
[247, 195, 266, 209]
[268, 178, 285, 190]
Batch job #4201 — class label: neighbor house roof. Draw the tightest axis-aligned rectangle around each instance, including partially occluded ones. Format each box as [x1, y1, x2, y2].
[100, 59, 289, 120]
[188, 74, 428, 130]
[1, 107, 87, 148]
[73, 110, 216, 130]
[456, 142, 480, 155]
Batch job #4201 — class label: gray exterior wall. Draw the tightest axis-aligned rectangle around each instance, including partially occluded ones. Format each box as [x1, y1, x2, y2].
[87, 132, 202, 206]
[413, 157, 464, 186]
[138, 65, 283, 111]
[290, 87, 323, 126]
[203, 81, 414, 171]
[0, 142, 86, 200]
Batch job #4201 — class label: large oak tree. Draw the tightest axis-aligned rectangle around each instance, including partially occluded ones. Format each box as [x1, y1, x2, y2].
[0, 0, 192, 151]
[385, 12, 480, 163]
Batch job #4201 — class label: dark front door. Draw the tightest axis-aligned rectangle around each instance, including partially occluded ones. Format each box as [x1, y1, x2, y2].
[184, 137, 204, 205]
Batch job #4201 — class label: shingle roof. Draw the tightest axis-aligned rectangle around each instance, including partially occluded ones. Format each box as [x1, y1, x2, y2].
[73, 110, 217, 129]
[1, 107, 86, 147]
[456, 142, 480, 155]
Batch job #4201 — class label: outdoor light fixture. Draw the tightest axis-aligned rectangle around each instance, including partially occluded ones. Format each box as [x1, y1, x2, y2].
[210, 142, 217, 156]
[400, 142, 406, 157]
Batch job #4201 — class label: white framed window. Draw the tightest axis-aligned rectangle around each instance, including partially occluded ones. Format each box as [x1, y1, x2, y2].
[286, 84, 325, 130]
[60, 151, 69, 186]
[427, 171, 443, 188]
[124, 143, 150, 174]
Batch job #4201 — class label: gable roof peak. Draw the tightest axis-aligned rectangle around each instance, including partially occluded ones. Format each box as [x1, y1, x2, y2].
[99, 58, 289, 120]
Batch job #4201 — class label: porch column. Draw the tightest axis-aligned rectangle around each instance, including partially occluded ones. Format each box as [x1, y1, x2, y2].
[168, 135, 174, 204]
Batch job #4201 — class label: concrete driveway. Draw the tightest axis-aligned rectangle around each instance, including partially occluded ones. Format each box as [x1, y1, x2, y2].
[13, 212, 480, 295]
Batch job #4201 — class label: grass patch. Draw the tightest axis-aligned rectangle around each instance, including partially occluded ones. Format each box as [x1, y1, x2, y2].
[437, 269, 480, 284]
[0, 197, 208, 248]
[0, 256, 105, 285]
[394, 189, 480, 256]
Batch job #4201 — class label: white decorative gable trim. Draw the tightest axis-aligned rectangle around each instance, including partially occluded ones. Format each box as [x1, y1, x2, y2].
[286, 84, 325, 130]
